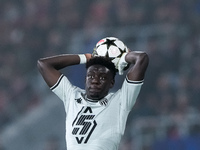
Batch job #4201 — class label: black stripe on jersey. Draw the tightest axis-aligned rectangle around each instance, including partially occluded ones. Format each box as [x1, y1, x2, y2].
[80, 121, 91, 135]
[72, 107, 85, 126]
[72, 128, 79, 134]
[126, 77, 144, 84]
[99, 99, 108, 106]
[84, 120, 97, 144]
[50, 74, 64, 90]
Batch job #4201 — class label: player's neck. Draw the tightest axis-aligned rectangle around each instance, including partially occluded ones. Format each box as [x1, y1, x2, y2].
[86, 98, 99, 103]
[82, 93, 99, 103]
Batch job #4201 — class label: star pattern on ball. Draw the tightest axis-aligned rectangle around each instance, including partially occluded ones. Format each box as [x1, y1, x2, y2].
[103, 39, 117, 49]
[93, 37, 128, 62]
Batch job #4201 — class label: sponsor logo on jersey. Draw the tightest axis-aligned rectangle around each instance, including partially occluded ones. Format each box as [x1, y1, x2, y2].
[75, 98, 82, 104]
[72, 107, 97, 144]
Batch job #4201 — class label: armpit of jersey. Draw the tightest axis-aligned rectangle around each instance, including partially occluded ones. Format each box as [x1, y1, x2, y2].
[50, 74, 64, 90]
[125, 76, 144, 84]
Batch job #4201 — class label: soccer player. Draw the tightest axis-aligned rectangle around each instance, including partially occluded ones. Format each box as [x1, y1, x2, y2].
[37, 48, 149, 150]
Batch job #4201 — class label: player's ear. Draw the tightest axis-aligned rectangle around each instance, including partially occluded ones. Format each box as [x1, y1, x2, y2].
[109, 79, 115, 88]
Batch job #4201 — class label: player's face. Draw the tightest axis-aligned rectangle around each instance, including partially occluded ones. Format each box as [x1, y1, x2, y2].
[85, 65, 114, 100]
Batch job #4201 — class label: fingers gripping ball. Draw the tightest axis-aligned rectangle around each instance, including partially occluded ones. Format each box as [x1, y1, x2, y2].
[92, 37, 129, 73]
[118, 53, 128, 75]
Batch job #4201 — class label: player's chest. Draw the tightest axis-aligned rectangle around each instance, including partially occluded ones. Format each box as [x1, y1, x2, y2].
[66, 104, 120, 144]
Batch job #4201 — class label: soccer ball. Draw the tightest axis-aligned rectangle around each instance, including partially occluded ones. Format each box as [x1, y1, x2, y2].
[92, 37, 128, 69]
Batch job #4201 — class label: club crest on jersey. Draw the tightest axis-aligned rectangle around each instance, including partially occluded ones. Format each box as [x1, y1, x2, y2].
[72, 107, 97, 144]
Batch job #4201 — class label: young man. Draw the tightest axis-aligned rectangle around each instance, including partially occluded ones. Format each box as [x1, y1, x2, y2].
[37, 49, 149, 150]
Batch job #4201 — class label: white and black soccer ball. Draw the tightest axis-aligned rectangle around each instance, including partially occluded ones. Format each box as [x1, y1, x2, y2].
[92, 37, 129, 69]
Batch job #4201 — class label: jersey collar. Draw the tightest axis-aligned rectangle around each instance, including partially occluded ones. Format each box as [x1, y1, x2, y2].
[81, 93, 109, 107]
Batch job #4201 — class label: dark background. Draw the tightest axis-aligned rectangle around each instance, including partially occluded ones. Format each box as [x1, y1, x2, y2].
[0, 0, 200, 149]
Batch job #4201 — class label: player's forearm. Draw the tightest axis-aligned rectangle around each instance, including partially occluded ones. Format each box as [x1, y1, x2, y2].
[37, 54, 85, 87]
[38, 54, 81, 71]
[37, 53, 92, 87]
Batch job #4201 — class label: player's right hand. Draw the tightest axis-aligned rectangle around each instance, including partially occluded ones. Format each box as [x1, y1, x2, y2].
[85, 53, 92, 61]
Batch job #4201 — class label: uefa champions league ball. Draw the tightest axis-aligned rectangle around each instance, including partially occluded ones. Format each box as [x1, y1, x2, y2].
[92, 37, 129, 68]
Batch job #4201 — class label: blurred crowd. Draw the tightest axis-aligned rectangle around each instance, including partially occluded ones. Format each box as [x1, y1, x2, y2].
[0, 0, 200, 149]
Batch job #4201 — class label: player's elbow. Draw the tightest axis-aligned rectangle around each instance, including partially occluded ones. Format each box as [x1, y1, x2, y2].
[128, 51, 149, 67]
[137, 53, 149, 72]
[139, 52, 149, 67]
[37, 59, 46, 73]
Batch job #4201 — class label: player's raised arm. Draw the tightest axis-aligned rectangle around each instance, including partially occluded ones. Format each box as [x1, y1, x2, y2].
[37, 54, 92, 87]
[124, 51, 149, 81]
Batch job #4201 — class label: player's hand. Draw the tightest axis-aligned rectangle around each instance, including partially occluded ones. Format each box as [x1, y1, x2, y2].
[85, 53, 92, 62]
[117, 52, 128, 75]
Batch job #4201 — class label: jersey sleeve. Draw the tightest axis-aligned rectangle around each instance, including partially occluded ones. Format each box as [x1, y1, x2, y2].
[50, 74, 76, 108]
[119, 76, 143, 111]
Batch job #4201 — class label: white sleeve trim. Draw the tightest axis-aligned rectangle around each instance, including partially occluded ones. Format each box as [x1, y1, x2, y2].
[50, 74, 64, 90]
[125, 76, 144, 84]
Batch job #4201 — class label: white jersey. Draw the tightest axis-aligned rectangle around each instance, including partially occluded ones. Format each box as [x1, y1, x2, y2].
[51, 74, 143, 150]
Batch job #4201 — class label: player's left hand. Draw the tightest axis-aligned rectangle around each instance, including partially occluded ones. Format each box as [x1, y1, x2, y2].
[117, 52, 128, 75]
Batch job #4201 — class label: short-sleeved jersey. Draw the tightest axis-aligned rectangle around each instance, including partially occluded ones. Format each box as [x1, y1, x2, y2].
[51, 74, 143, 150]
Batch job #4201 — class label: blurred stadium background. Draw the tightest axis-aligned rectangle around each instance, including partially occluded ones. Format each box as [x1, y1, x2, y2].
[0, 0, 200, 149]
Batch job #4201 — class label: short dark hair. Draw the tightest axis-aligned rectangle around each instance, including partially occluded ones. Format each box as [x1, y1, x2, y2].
[86, 57, 117, 78]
